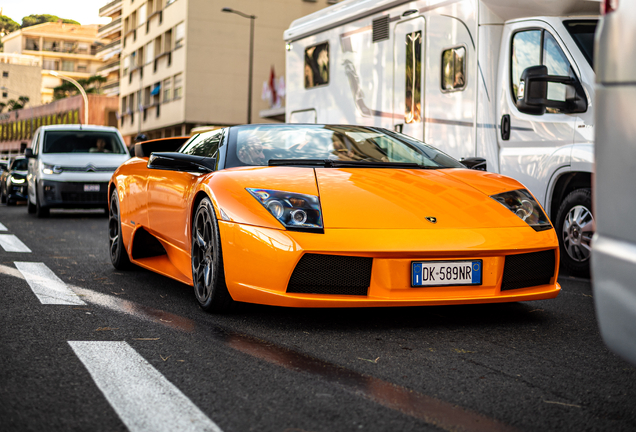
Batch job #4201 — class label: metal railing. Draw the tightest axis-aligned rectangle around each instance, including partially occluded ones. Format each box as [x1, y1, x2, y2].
[97, 38, 122, 54]
[98, 17, 122, 36]
[99, 0, 122, 15]
[98, 59, 120, 72]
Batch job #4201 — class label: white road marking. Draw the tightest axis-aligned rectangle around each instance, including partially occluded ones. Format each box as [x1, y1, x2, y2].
[68, 341, 223, 432]
[0, 234, 31, 252]
[0, 222, 7, 231]
[14, 262, 85, 305]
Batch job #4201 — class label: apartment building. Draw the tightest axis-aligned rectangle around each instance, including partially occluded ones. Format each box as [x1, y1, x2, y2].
[118, 0, 335, 142]
[97, 0, 123, 96]
[0, 53, 42, 111]
[2, 23, 109, 104]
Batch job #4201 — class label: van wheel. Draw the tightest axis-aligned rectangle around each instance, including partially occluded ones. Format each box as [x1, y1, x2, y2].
[27, 189, 36, 214]
[35, 188, 49, 218]
[555, 188, 593, 277]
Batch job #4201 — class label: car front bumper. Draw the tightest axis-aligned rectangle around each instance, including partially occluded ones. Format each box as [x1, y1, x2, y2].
[39, 180, 109, 208]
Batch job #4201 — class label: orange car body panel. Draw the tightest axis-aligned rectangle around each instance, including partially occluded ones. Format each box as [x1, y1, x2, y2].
[110, 161, 560, 307]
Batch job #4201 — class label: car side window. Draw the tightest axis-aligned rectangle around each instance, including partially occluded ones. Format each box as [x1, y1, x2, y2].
[511, 29, 573, 113]
[180, 129, 224, 158]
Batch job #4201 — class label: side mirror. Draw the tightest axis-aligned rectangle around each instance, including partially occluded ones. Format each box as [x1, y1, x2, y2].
[24, 148, 35, 158]
[516, 65, 587, 115]
[461, 157, 487, 171]
[148, 152, 216, 173]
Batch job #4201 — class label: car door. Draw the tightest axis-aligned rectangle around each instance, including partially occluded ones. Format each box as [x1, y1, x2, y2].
[497, 21, 579, 206]
[147, 130, 224, 250]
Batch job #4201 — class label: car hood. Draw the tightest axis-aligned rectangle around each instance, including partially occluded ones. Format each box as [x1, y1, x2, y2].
[40, 153, 130, 168]
[315, 168, 529, 229]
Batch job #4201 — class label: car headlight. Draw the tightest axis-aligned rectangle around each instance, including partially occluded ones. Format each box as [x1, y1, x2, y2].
[490, 189, 552, 231]
[42, 163, 62, 175]
[9, 175, 25, 184]
[247, 188, 323, 232]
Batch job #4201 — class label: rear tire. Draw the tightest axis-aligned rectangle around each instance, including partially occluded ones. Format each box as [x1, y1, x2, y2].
[35, 188, 49, 218]
[555, 188, 593, 277]
[109, 189, 133, 270]
[191, 197, 236, 313]
[27, 189, 36, 214]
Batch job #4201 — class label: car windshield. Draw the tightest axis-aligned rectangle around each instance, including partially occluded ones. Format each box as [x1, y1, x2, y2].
[229, 124, 464, 169]
[12, 158, 28, 170]
[564, 20, 597, 69]
[43, 131, 126, 154]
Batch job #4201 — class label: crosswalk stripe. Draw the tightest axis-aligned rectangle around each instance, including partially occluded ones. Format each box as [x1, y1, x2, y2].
[14, 262, 85, 305]
[0, 234, 31, 252]
[0, 222, 7, 231]
[68, 341, 223, 432]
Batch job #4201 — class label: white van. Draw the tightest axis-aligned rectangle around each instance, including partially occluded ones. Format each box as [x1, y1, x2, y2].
[592, 0, 636, 365]
[285, 0, 599, 275]
[25, 125, 130, 217]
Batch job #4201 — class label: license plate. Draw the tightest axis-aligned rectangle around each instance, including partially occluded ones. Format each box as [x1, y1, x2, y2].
[84, 184, 100, 192]
[411, 260, 482, 287]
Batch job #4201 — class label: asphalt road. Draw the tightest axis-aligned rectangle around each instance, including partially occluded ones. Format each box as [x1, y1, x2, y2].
[0, 203, 634, 432]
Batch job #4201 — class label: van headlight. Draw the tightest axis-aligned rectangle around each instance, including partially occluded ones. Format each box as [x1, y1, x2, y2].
[42, 163, 62, 175]
[490, 189, 552, 231]
[247, 188, 323, 232]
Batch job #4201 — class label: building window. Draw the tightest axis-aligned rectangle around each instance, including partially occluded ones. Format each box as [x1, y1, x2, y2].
[77, 64, 87, 72]
[163, 77, 172, 102]
[2, 71, 7, 78]
[138, 4, 147, 25]
[164, 29, 173, 52]
[122, 96, 127, 113]
[145, 41, 154, 64]
[2, 92, 7, 98]
[43, 40, 58, 52]
[304, 42, 329, 88]
[25, 38, 39, 50]
[77, 43, 89, 54]
[441, 46, 466, 92]
[175, 22, 185, 48]
[123, 55, 130, 74]
[63, 41, 75, 53]
[43, 59, 59, 70]
[62, 60, 75, 72]
[173, 73, 183, 98]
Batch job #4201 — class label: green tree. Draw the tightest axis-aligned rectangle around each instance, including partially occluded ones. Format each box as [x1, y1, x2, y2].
[53, 75, 107, 100]
[0, 15, 20, 51]
[7, 96, 29, 111]
[21, 14, 80, 28]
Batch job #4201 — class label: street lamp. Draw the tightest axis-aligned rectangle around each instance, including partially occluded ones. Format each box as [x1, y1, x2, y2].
[222, 7, 256, 124]
[49, 71, 89, 125]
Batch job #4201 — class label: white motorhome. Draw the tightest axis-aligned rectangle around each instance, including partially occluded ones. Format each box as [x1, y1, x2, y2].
[284, 0, 599, 275]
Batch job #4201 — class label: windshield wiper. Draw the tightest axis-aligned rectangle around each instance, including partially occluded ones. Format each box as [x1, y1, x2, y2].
[268, 159, 430, 169]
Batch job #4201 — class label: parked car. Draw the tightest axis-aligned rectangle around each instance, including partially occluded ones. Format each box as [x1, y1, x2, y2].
[0, 157, 28, 205]
[592, 0, 636, 364]
[109, 124, 560, 313]
[25, 125, 130, 217]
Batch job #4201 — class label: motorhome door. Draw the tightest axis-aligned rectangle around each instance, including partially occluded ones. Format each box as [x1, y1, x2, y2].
[394, 17, 425, 140]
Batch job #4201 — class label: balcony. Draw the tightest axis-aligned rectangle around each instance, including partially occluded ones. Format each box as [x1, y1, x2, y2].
[99, 0, 122, 17]
[98, 59, 120, 73]
[97, 38, 122, 55]
[98, 17, 122, 38]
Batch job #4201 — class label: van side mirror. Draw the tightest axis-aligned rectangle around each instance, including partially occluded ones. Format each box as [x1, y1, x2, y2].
[516, 65, 587, 115]
[24, 148, 34, 158]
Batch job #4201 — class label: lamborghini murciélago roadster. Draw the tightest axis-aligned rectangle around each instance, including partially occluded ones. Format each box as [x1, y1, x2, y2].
[108, 124, 560, 312]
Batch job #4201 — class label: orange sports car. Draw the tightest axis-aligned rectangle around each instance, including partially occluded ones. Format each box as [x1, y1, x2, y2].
[108, 124, 560, 312]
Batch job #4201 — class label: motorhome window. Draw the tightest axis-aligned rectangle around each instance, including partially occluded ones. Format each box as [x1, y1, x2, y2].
[43, 132, 126, 154]
[543, 32, 570, 103]
[405, 31, 422, 124]
[441, 46, 466, 91]
[511, 30, 541, 101]
[564, 20, 597, 69]
[304, 42, 329, 88]
[180, 129, 224, 157]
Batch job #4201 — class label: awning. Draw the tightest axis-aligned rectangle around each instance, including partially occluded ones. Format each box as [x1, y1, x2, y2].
[150, 84, 161, 96]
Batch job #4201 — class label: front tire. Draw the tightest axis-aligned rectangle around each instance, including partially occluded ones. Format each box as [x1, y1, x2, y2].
[555, 188, 593, 277]
[109, 189, 133, 270]
[27, 188, 36, 214]
[191, 197, 236, 313]
[35, 186, 49, 218]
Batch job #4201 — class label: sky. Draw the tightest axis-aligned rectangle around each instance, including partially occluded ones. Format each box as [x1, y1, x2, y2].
[1, 0, 111, 26]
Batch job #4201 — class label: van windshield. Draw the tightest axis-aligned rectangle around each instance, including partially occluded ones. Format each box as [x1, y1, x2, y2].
[43, 131, 126, 154]
[564, 20, 597, 70]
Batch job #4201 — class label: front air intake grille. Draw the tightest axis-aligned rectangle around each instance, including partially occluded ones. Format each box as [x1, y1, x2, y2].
[501, 249, 556, 291]
[287, 254, 373, 296]
[61, 191, 108, 203]
[372, 16, 390, 42]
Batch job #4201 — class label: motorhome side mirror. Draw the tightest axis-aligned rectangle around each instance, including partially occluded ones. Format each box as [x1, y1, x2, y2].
[147, 152, 216, 173]
[516, 65, 587, 115]
[461, 157, 487, 171]
[24, 148, 34, 158]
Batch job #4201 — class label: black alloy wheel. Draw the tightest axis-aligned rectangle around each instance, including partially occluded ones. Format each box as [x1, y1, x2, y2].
[191, 197, 236, 313]
[109, 189, 133, 270]
[555, 188, 594, 277]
